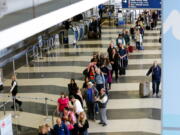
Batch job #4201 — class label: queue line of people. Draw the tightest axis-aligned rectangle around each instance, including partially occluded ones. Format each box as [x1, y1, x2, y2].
[38, 10, 161, 135]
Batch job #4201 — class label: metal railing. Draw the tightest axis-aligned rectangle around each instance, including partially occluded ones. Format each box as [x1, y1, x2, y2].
[0, 94, 57, 125]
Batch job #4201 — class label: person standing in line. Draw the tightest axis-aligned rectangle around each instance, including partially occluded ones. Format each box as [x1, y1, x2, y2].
[57, 92, 69, 117]
[116, 33, 125, 46]
[107, 40, 115, 58]
[146, 61, 161, 98]
[68, 79, 78, 97]
[96, 88, 108, 126]
[9, 75, 22, 110]
[69, 96, 84, 118]
[123, 31, 130, 46]
[95, 68, 105, 92]
[53, 118, 70, 135]
[109, 48, 119, 81]
[119, 45, 128, 69]
[77, 112, 89, 135]
[105, 58, 112, 90]
[84, 82, 98, 121]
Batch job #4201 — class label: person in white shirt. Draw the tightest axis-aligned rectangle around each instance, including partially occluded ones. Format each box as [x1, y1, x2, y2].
[70, 95, 84, 118]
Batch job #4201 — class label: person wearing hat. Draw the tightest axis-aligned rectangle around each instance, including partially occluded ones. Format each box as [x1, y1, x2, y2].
[95, 88, 108, 126]
[84, 82, 98, 121]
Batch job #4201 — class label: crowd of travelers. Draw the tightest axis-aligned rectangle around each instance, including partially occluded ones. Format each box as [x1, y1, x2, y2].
[36, 10, 161, 135]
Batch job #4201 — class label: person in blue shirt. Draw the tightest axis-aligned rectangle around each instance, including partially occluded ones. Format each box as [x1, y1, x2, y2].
[54, 118, 70, 135]
[146, 61, 161, 98]
[84, 82, 98, 121]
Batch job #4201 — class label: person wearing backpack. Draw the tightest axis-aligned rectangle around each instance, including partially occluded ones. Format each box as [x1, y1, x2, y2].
[84, 82, 98, 121]
[146, 61, 161, 98]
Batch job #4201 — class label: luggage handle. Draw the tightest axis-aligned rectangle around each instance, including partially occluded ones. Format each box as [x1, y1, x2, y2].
[119, 58, 124, 68]
[141, 76, 151, 83]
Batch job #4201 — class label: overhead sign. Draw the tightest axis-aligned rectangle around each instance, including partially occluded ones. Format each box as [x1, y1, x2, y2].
[122, 0, 161, 9]
[0, 114, 13, 135]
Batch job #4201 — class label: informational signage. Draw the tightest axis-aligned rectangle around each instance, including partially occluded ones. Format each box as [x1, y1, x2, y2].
[122, 0, 161, 9]
[0, 114, 13, 135]
[0, 0, 7, 17]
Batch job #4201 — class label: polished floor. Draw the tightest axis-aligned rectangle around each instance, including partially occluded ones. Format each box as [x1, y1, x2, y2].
[0, 21, 161, 135]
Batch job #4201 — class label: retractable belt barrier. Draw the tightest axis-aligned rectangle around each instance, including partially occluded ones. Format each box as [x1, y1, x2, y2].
[0, 94, 56, 121]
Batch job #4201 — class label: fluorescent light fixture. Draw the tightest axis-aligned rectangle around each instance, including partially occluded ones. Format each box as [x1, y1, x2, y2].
[0, 0, 108, 51]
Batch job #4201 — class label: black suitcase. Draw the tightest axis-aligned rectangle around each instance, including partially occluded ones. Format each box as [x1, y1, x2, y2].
[0, 84, 4, 91]
[151, 22, 154, 29]
[119, 59, 126, 75]
[146, 26, 150, 30]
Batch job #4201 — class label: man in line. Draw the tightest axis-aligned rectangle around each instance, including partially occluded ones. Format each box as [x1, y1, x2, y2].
[84, 82, 98, 121]
[54, 118, 70, 135]
[70, 95, 84, 118]
[96, 88, 108, 126]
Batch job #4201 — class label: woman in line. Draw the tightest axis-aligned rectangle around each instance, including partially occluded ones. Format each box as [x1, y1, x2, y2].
[109, 48, 119, 81]
[77, 112, 89, 135]
[68, 79, 78, 96]
[57, 92, 69, 117]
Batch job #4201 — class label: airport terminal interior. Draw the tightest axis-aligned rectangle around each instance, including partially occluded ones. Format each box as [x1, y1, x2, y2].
[0, 0, 161, 135]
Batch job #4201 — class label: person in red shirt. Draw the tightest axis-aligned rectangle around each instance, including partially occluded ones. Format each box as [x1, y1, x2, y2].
[57, 92, 69, 117]
[89, 66, 96, 83]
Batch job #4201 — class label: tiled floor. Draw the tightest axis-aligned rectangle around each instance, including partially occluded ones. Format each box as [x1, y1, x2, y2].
[0, 21, 161, 135]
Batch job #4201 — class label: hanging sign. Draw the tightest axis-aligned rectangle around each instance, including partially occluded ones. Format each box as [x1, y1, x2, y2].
[122, 0, 161, 9]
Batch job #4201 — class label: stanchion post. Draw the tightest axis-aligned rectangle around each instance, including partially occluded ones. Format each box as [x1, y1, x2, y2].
[44, 97, 51, 122]
[45, 97, 48, 118]
[26, 52, 29, 66]
[12, 96, 18, 118]
[12, 59, 15, 74]
[3, 102, 6, 115]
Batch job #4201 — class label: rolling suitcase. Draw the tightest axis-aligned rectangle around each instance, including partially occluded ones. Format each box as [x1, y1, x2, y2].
[128, 45, 133, 53]
[139, 82, 150, 98]
[146, 26, 150, 30]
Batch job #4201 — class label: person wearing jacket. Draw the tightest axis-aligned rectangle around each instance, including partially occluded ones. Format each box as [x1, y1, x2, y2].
[84, 82, 98, 120]
[109, 48, 119, 81]
[9, 75, 22, 110]
[68, 79, 78, 96]
[77, 112, 89, 135]
[123, 31, 130, 45]
[54, 118, 70, 135]
[96, 88, 108, 126]
[107, 40, 115, 58]
[57, 93, 69, 117]
[119, 45, 128, 68]
[95, 68, 105, 92]
[146, 61, 161, 97]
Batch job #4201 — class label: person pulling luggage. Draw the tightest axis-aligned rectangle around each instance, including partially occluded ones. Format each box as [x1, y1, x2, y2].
[146, 61, 161, 98]
[9, 75, 23, 110]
